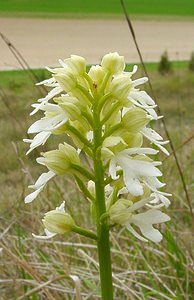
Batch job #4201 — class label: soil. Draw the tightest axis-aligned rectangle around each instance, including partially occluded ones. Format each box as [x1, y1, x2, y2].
[1, 17, 194, 70]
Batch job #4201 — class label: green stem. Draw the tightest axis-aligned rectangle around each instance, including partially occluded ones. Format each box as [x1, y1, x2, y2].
[75, 175, 95, 202]
[84, 72, 94, 90]
[67, 124, 92, 148]
[81, 110, 94, 128]
[104, 169, 123, 185]
[93, 100, 113, 300]
[99, 71, 111, 94]
[101, 101, 121, 125]
[97, 93, 111, 114]
[102, 123, 122, 140]
[77, 84, 94, 104]
[72, 164, 95, 181]
[73, 225, 97, 240]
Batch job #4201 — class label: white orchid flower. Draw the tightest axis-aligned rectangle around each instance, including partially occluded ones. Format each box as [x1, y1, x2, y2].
[31, 84, 63, 115]
[109, 147, 161, 196]
[109, 197, 170, 243]
[141, 127, 169, 155]
[128, 90, 158, 120]
[126, 208, 170, 242]
[28, 103, 69, 133]
[24, 103, 69, 154]
[32, 202, 66, 239]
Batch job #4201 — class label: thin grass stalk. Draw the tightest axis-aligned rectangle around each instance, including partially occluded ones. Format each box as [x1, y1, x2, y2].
[0, 32, 46, 95]
[163, 132, 194, 161]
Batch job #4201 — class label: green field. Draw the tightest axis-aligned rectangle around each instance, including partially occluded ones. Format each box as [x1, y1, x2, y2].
[0, 63, 194, 299]
[0, 0, 194, 17]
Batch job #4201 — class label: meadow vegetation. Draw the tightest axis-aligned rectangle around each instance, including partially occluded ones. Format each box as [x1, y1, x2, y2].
[0, 62, 194, 299]
[0, 0, 194, 18]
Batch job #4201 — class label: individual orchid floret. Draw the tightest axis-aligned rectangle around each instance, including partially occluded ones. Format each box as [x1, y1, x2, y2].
[40, 143, 80, 176]
[128, 90, 158, 120]
[87, 180, 96, 197]
[33, 202, 72, 239]
[122, 107, 150, 133]
[108, 197, 170, 242]
[31, 82, 63, 115]
[28, 103, 69, 134]
[101, 136, 127, 160]
[63, 55, 86, 76]
[106, 74, 132, 100]
[38, 201, 97, 240]
[109, 148, 161, 196]
[88, 65, 105, 88]
[24, 103, 70, 154]
[53, 68, 78, 93]
[101, 52, 125, 75]
[54, 96, 81, 121]
[141, 127, 169, 155]
[43, 208, 75, 234]
[25, 143, 81, 203]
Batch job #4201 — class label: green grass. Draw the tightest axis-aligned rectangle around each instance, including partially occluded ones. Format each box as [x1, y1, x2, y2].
[0, 63, 194, 299]
[0, 0, 194, 17]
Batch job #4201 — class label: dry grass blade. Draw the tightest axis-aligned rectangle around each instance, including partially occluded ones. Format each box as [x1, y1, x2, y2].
[140, 252, 176, 297]
[18, 275, 71, 300]
[70, 275, 82, 300]
[0, 242, 56, 300]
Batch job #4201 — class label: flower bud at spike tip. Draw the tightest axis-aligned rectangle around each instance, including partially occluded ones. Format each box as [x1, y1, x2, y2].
[64, 55, 86, 76]
[43, 210, 75, 234]
[88, 65, 105, 87]
[101, 52, 125, 75]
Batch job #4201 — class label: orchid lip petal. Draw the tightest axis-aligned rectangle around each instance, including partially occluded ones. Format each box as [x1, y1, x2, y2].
[24, 188, 43, 203]
[126, 224, 148, 242]
[109, 158, 120, 180]
[128, 196, 154, 212]
[25, 171, 55, 203]
[132, 77, 148, 87]
[131, 210, 170, 242]
[34, 171, 55, 188]
[26, 131, 51, 155]
[122, 147, 158, 156]
[32, 229, 56, 239]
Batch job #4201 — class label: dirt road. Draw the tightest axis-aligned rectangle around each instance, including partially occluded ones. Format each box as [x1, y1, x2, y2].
[1, 17, 194, 70]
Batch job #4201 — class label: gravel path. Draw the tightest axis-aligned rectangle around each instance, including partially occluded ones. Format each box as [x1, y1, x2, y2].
[1, 17, 194, 70]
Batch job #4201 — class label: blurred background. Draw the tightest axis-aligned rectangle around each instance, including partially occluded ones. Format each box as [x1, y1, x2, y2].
[0, 1, 194, 299]
[1, 0, 194, 69]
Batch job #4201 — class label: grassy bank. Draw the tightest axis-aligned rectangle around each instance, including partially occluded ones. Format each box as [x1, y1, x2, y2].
[0, 0, 194, 18]
[0, 63, 194, 299]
